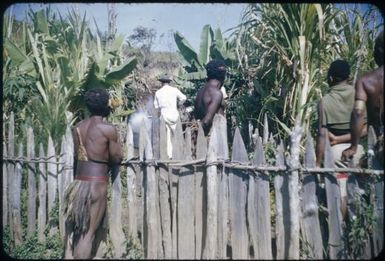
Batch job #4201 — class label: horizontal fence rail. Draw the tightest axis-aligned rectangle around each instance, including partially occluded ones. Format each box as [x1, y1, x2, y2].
[2, 112, 384, 259]
[3, 157, 384, 176]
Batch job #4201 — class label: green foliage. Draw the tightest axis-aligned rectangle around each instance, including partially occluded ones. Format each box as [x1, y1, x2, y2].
[10, 232, 46, 259]
[122, 236, 144, 259]
[3, 7, 137, 153]
[214, 3, 383, 143]
[3, 228, 63, 259]
[44, 233, 64, 259]
[105, 57, 138, 85]
[2, 226, 12, 255]
[23, 233, 62, 259]
[49, 195, 60, 227]
[344, 185, 375, 259]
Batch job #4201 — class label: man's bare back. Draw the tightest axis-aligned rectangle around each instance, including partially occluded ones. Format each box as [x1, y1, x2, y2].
[195, 80, 224, 135]
[73, 116, 122, 177]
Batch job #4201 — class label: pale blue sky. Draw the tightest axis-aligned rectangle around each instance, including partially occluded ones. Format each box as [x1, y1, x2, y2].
[7, 3, 247, 52]
[6, 3, 383, 52]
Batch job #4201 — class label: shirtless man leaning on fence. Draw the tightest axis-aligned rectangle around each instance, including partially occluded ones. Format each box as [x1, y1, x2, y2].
[194, 59, 227, 136]
[63, 88, 123, 259]
[342, 31, 384, 169]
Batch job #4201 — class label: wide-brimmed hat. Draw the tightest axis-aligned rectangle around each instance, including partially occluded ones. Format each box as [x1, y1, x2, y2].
[158, 73, 172, 82]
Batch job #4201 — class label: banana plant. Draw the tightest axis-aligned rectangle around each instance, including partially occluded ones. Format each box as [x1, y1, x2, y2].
[3, 7, 137, 151]
[174, 24, 238, 82]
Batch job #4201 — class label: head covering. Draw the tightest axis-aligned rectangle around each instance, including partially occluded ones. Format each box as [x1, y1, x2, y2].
[158, 73, 172, 83]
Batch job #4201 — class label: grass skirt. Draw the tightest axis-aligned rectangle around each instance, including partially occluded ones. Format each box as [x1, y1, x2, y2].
[63, 180, 92, 239]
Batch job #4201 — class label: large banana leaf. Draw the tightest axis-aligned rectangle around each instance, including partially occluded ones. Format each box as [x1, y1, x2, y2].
[214, 28, 224, 49]
[198, 24, 214, 65]
[98, 53, 114, 75]
[105, 57, 137, 84]
[174, 31, 202, 69]
[82, 60, 102, 90]
[19, 59, 36, 76]
[4, 39, 28, 65]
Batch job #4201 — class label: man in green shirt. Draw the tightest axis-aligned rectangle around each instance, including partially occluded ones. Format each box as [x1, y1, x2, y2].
[316, 60, 367, 218]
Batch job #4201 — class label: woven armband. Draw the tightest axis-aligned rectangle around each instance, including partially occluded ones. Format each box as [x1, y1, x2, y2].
[354, 100, 366, 110]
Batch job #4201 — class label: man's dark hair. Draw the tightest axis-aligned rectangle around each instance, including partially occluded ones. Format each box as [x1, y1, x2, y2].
[84, 88, 110, 117]
[206, 59, 227, 82]
[327, 59, 350, 83]
[374, 31, 384, 66]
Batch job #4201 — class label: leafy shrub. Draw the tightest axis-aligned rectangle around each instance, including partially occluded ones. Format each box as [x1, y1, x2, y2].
[3, 231, 63, 259]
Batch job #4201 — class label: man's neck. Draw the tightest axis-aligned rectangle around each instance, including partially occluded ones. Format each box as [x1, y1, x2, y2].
[90, 115, 104, 121]
[207, 79, 222, 89]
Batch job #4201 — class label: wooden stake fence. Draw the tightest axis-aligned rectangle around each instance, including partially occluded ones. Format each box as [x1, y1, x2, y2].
[2, 112, 384, 259]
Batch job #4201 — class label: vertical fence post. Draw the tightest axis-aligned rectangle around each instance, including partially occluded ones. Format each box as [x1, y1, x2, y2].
[37, 143, 47, 242]
[324, 136, 345, 259]
[367, 126, 384, 257]
[195, 123, 207, 259]
[152, 117, 164, 259]
[138, 120, 146, 247]
[58, 136, 65, 239]
[287, 123, 302, 259]
[3, 141, 8, 227]
[143, 120, 158, 259]
[27, 127, 37, 237]
[63, 125, 74, 192]
[301, 134, 323, 258]
[229, 127, 249, 259]
[65, 126, 74, 186]
[250, 136, 272, 259]
[274, 140, 290, 259]
[13, 143, 23, 246]
[216, 115, 229, 259]
[47, 135, 58, 235]
[8, 113, 15, 241]
[177, 127, 195, 259]
[157, 118, 172, 258]
[110, 165, 125, 258]
[126, 124, 138, 242]
[171, 119, 183, 259]
[202, 121, 218, 259]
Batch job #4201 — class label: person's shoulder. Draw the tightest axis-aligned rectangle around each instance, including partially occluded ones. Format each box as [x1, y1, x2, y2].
[169, 85, 181, 91]
[359, 67, 383, 82]
[97, 122, 118, 136]
[73, 119, 86, 129]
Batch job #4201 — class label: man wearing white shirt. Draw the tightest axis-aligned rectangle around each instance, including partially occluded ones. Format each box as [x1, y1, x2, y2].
[154, 73, 186, 158]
